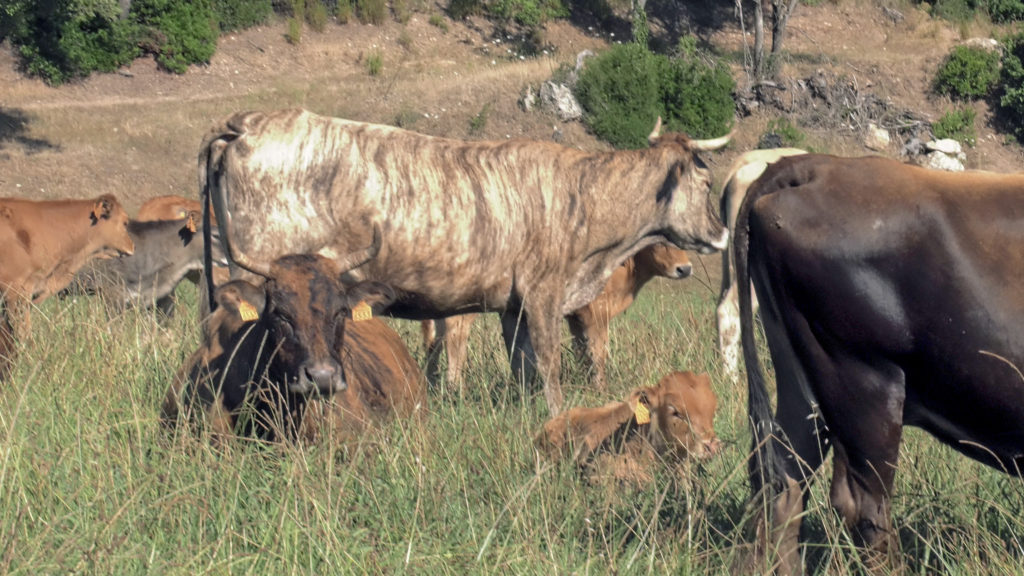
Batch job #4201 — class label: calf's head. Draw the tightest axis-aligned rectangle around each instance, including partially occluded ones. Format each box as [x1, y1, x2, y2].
[216, 254, 395, 396]
[634, 243, 692, 280]
[91, 194, 135, 257]
[640, 371, 722, 459]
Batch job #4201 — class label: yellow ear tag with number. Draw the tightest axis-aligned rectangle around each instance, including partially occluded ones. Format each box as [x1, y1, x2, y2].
[238, 300, 259, 322]
[186, 213, 197, 233]
[634, 401, 651, 425]
[352, 301, 372, 322]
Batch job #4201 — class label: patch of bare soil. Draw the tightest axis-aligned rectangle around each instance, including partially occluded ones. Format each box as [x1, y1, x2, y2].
[0, 0, 1021, 212]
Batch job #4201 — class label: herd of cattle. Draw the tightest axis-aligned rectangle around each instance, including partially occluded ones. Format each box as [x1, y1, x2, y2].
[2, 107, 1023, 573]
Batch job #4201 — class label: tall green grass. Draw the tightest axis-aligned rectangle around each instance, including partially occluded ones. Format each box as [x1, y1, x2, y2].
[1, 277, 1022, 574]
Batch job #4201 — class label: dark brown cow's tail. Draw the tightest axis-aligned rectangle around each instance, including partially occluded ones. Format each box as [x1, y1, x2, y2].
[198, 121, 243, 315]
[733, 164, 786, 499]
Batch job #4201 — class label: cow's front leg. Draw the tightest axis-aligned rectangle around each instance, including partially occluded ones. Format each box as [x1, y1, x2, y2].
[524, 295, 564, 415]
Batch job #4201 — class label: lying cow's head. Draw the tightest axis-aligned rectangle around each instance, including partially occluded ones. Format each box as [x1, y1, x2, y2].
[634, 243, 692, 280]
[536, 370, 722, 464]
[639, 371, 721, 459]
[91, 194, 135, 257]
[215, 254, 396, 396]
[647, 118, 730, 255]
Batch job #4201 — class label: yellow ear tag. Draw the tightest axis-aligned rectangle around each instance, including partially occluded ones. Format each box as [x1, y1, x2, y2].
[634, 401, 651, 425]
[352, 301, 372, 322]
[238, 300, 259, 322]
[186, 214, 197, 233]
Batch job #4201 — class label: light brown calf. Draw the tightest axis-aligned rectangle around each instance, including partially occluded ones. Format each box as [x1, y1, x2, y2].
[535, 371, 721, 467]
[424, 243, 692, 390]
[0, 194, 134, 377]
[136, 194, 204, 223]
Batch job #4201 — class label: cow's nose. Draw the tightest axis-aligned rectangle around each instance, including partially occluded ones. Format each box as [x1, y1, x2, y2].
[676, 263, 692, 278]
[304, 363, 345, 394]
[703, 437, 723, 458]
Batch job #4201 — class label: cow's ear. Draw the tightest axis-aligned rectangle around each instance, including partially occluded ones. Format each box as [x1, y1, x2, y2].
[215, 280, 266, 322]
[346, 281, 396, 316]
[91, 195, 116, 222]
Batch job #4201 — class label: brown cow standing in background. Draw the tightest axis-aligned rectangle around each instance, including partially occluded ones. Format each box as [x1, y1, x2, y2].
[0, 194, 134, 377]
[200, 109, 730, 414]
[423, 243, 692, 390]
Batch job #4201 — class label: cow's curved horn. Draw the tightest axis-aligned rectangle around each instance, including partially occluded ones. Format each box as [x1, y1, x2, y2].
[691, 129, 734, 151]
[335, 224, 382, 276]
[647, 116, 663, 145]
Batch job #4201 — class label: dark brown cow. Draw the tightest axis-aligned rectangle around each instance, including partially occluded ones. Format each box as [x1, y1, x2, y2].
[0, 194, 134, 377]
[67, 216, 224, 314]
[161, 243, 423, 442]
[423, 243, 692, 390]
[200, 109, 729, 414]
[736, 154, 1024, 573]
[536, 371, 721, 470]
[714, 148, 806, 383]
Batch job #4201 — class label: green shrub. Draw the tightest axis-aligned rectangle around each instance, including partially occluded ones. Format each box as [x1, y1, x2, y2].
[133, 0, 218, 74]
[999, 31, 1024, 139]
[934, 45, 1001, 100]
[986, 0, 1024, 22]
[213, 0, 272, 31]
[488, 0, 568, 28]
[932, 0, 974, 21]
[428, 12, 448, 31]
[286, 15, 302, 43]
[762, 117, 807, 148]
[336, 0, 353, 22]
[307, 0, 329, 31]
[357, 0, 387, 24]
[932, 106, 977, 145]
[7, 1, 140, 85]
[447, 0, 482, 20]
[575, 41, 735, 149]
[469, 103, 491, 134]
[393, 0, 412, 23]
[366, 50, 382, 75]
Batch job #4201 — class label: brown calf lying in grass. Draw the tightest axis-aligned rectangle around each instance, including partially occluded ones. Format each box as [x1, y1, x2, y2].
[536, 371, 721, 482]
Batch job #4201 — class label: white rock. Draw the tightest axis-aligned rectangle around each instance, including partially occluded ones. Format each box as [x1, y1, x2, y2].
[926, 151, 965, 172]
[926, 138, 962, 155]
[864, 123, 891, 151]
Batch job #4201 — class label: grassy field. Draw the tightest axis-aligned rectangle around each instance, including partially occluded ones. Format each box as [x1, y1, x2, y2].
[2, 273, 1023, 575]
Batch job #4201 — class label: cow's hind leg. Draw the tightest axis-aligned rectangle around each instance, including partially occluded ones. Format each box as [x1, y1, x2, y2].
[822, 363, 905, 571]
[501, 307, 538, 395]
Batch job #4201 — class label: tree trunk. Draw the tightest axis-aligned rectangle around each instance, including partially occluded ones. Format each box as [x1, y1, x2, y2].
[770, 0, 800, 57]
[753, 0, 765, 79]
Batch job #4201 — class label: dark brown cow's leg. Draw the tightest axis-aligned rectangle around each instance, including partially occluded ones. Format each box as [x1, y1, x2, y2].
[501, 307, 538, 393]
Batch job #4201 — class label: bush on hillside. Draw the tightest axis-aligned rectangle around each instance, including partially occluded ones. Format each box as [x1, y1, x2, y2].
[934, 45, 1000, 100]
[932, 106, 977, 145]
[214, 0, 273, 31]
[133, 0, 218, 74]
[999, 31, 1024, 139]
[6, 0, 139, 85]
[986, 0, 1024, 22]
[575, 40, 735, 149]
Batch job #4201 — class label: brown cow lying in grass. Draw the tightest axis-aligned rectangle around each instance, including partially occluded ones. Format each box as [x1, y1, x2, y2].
[161, 250, 425, 444]
[535, 371, 721, 483]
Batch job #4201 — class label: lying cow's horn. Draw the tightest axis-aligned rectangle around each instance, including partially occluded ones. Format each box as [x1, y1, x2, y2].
[335, 223, 382, 276]
[691, 129, 734, 151]
[647, 116, 663, 145]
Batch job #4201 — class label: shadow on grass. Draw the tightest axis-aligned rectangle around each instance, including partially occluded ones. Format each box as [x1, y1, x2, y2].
[0, 108, 56, 154]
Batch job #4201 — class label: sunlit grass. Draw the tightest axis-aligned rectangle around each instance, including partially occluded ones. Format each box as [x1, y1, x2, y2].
[0, 277, 1022, 574]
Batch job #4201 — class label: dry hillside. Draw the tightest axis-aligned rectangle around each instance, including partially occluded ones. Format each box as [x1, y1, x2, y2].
[1, 0, 1022, 214]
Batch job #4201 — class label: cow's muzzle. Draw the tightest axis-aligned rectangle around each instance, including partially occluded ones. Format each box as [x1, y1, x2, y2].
[291, 361, 346, 395]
